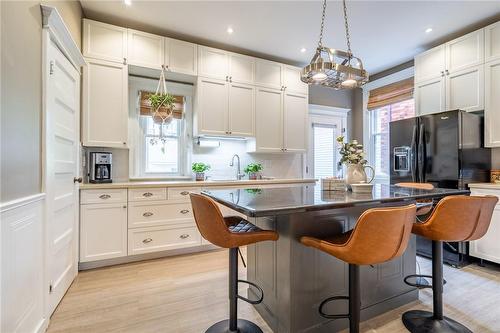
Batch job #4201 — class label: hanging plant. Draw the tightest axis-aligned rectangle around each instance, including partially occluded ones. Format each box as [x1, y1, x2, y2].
[150, 65, 176, 125]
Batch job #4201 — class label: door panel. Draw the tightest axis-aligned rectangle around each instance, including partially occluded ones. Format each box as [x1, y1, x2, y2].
[197, 77, 228, 135]
[283, 65, 308, 94]
[389, 117, 419, 184]
[485, 59, 500, 147]
[198, 46, 228, 79]
[414, 45, 446, 82]
[255, 59, 282, 89]
[83, 19, 127, 63]
[228, 82, 255, 136]
[283, 92, 308, 152]
[127, 29, 164, 69]
[446, 29, 484, 73]
[229, 53, 255, 84]
[45, 40, 80, 314]
[255, 87, 283, 152]
[485, 21, 500, 63]
[415, 77, 446, 115]
[446, 65, 484, 112]
[165, 38, 197, 75]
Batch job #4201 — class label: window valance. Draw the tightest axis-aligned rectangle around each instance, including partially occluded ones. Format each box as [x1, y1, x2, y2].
[367, 77, 414, 110]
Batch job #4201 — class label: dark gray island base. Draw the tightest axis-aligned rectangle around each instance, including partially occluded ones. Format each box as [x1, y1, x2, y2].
[203, 184, 469, 333]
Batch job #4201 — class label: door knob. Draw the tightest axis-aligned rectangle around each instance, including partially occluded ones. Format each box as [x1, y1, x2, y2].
[73, 177, 83, 183]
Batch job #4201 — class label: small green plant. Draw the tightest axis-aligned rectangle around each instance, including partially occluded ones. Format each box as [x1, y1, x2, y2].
[245, 188, 262, 195]
[192, 162, 211, 173]
[148, 92, 176, 111]
[337, 136, 367, 166]
[244, 163, 263, 174]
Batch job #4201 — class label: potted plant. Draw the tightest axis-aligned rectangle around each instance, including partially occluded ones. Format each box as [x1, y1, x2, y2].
[337, 136, 374, 186]
[148, 92, 176, 124]
[244, 163, 263, 180]
[192, 162, 211, 181]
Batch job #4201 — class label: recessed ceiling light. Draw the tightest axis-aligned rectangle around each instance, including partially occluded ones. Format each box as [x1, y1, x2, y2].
[425, 27, 433, 33]
[227, 27, 234, 34]
[124, 0, 132, 6]
[300, 47, 307, 53]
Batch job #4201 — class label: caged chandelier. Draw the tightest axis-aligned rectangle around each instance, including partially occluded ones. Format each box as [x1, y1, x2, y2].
[301, 0, 369, 89]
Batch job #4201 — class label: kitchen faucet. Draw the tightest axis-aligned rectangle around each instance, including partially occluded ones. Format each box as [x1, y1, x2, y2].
[230, 154, 245, 180]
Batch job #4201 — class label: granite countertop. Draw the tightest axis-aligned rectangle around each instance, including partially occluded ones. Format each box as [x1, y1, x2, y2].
[79, 178, 317, 190]
[202, 184, 470, 217]
[468, 183, 500, 189]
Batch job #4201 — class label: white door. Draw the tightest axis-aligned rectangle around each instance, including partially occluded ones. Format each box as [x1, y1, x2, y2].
[307, 115, 344, 179]
[255, 87, 283, 152]
[45, 39, 80, 314]
[228, 82, 255, 136]
[446, 29, 484, 73]
[485, 21, 500, 63]
[165, 38, 198, 75]
[197, 77, 228, 135]
[82, 58, 128, 148]
[485, 59, 500, 147]
[446, 65, 484, 112]
[414, 45, 446, 82]
[415, 76, 446, 115]
[283, 92, 308, 152]
[127, 29, 164, 69]
[229, 53, 255, 84]
[283, 65, 308, 94]
[198, 46, 228, 79]
[255, 59, 283, 89]
[83, 19, 127, 63]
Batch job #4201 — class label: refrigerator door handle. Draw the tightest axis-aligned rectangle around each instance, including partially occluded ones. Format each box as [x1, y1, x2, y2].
[411, 125, 418, 182]
[418, 123, 425, 183]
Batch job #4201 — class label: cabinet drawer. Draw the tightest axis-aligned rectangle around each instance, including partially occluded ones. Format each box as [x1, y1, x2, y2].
[168, 187, 201, 201]
[81, 189, 127, 204]
[470, 188, 500, 201]
[128, 225, 201, 255]
[128, 201, 194, 228]
[128, 188, 167, 201]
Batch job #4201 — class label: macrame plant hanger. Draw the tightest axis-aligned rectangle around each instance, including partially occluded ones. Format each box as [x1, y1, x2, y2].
[152, 65, 173, 142]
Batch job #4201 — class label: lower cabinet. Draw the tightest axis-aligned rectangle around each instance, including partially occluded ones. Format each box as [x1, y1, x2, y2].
[128, 225, 201, 255]
[80, 202, 128, 262]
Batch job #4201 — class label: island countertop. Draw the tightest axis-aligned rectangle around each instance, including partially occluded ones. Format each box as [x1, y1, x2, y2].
[202, 183, 469, 217]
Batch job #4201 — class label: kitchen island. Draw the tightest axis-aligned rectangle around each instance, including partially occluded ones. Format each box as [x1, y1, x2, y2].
[202, 184, 469, 333]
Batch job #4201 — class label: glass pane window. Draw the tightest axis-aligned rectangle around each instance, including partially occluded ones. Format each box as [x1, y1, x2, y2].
[370, 99, 415, 178]
[313, 125, 337, 179]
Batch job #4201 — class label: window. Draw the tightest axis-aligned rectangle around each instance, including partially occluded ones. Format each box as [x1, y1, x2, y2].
[369, 99, 415, 178]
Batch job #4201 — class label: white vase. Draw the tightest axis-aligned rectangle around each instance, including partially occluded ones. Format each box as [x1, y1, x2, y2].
[345, 164, 375, 187]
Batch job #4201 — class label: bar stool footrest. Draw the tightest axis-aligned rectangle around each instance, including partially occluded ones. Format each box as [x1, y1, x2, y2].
[237, 279, 264, 305]
[319, 295, 350, 319]
[403, 274, 447, 289]
[402, 310, 472, 333]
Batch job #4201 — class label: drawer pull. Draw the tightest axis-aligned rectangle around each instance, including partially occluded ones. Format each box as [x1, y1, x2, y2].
[143, 238, 153, 244]
[180, 234, 190, 239]
[143, 212, 154, 217]
[99, 194, 111, 199]
[180, 191, 189, 196]
[143, 192, 154, 197]
[180, 209, 190, 214]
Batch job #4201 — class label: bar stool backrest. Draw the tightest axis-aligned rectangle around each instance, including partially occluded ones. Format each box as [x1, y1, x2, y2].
[419, 195, 498, 241]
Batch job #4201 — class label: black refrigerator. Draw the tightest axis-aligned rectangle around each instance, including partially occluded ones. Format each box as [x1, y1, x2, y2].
[390, 109, 491, 267]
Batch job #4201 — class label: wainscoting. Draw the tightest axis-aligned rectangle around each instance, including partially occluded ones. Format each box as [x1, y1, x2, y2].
[1, 194, 47, 333]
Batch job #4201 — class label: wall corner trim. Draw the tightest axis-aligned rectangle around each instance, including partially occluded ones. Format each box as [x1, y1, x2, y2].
[0, 193, 46, 213]
[41, 4, 86, 70]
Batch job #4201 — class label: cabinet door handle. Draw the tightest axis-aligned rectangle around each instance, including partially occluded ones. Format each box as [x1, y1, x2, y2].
[123, 57, 127, 65]
[445, 69, 449, 75]
[180, 209, 190, 214]
[180, 234, 190, 239]
[73, 177, 83, 183]
[123, 205, 127, 209]
[440, 71, 445, 77]
[143, 192, 153, 197]
[143, 212, 154, 217]
[142, 238, 153, 244]
[180, 191, 189, 196]
[99, 194, 111, 199]
[225, 75, 228, 81]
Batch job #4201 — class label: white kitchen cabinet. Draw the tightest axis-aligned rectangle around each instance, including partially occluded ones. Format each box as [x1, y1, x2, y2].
[255, 59, 283, 89]
[446, 65, 484, 112]
[446, 30, 484, 73]
[165, 38, 198, 75]
[415, 45, 446, 83]
[128, 225, 201, 255]
[127, 29, 164, 69]
[254, 87, 284, 152]
[196, 77, 229, 136]
[415, 76, 446, 115]
[198, 46, 229, 79]
[283, 65, 308, 94]
[485, 59, 500, 147]
[229, 53, 255, 84]
[485, 21, 500, 63]
[80, 202, 128, 262]
[228, 82, 255, 136]
[283, 92, 308, 152]
[82, 58, 128, 148]
[83, 19, 127, 64]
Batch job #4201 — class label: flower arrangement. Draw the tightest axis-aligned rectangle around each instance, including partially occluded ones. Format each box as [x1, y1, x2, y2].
[337, 136, 367, 166]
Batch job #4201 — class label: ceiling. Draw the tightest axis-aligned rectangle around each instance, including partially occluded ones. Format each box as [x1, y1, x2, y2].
[81, 0, 500, 75]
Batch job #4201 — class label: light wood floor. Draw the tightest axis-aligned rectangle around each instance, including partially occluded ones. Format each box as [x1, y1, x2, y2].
[47, 249, 500, 333]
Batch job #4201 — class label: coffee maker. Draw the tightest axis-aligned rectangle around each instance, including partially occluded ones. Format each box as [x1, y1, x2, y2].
[89, 152, 112, 183]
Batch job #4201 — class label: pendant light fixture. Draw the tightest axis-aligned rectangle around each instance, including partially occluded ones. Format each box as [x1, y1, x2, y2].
[301, 0, 369, 89]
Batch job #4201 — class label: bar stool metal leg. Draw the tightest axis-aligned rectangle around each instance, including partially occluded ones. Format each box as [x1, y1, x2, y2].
[349, 264, 360, 333]
[402, 241, 472, 333]
[206, 248, 263, 333]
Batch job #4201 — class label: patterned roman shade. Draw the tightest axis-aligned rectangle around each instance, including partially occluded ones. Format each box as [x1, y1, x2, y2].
[367, 77, 414, 110]
[139, 91, 184, 119]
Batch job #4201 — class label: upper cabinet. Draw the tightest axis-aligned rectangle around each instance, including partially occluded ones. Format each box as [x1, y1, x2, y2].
[446, 30, 484, 73]
[485, 59, 500, 147]
[198, 46, 229, 79]
[83, 19, 127, 64]
[283, 65, 308, 94]
[255, 59, 283, 89]
[485, 21, 500, 63]
[165, 38, 197, 75]
[414, 45, 446, 83]
[229, 53, 255, 84]
[127, 29, 164, 69]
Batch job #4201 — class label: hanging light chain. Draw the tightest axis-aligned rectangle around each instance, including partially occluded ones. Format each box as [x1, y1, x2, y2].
[317, 0, 327, 49]
[343, 0, 352, 56]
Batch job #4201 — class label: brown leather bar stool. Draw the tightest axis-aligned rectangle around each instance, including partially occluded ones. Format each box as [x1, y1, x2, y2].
[300, 204, 417, 333]
[190, 193, 279, 333]
[402, 195, 498, 333]
[396, 182, 435, 216]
